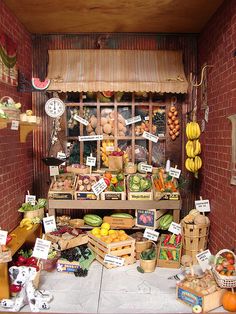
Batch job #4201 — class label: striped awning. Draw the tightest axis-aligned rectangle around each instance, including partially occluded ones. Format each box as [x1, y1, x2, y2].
[47, 49, 188, 93]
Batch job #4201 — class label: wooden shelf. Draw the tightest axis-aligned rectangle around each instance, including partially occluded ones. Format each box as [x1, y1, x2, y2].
[19, 122, 38, 143]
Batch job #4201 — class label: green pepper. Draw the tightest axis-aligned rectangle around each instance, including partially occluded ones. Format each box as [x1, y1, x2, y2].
[169, 234, 176, 245]
[161, 249, 168, 260]
[117, 173, 124, 181]
[172, 250, 177, 260]
[115, 186, 124, 192]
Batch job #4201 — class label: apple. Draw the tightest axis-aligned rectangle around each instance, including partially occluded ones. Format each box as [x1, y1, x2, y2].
[192, 305, 202, 313]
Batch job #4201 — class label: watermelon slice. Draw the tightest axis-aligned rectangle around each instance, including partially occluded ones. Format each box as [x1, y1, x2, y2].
[0, 33, 17, 68]
[102, 91, 114, 98]
[32, 78, 50, 90]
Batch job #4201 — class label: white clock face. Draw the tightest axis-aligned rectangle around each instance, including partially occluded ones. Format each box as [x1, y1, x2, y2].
[45, 98, 65, 118]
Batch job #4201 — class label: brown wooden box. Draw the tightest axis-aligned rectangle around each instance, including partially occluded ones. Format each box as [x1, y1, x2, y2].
[48, 174, 76, 200]
[45, 233, 88, 251]
[157, 235, 182, 268]
[87, 232, 135, 269]
[127, 175, 153, 201]
[103, 216, 135, 229]
[74, 174, 100, 200]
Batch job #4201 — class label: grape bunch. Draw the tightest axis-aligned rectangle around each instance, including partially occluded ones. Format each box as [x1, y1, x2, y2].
[74, 268, 88, 277]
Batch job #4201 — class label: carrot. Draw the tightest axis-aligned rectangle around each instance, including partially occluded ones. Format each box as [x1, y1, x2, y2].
[158, 170, 165, 190]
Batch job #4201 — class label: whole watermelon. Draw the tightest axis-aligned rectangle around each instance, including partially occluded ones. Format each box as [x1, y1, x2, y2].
[159, 214, 173, 230]
[83, 214, 102, 227]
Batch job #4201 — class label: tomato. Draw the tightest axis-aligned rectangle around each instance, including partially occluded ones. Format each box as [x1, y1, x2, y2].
[103, 177, 110, 186]
[227, 265, 235, 271]
[26, 257, 38, 266]
[17, 255, 27, 265]
[228, 258, 235, 265]
[226, 253, 234, 260]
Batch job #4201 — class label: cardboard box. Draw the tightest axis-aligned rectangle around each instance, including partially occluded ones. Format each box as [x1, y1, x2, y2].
[176, 286, 226, 312]
[57, 259, 81, 272]
[103, 216, 135, 229]
[45, 233, 88, 251]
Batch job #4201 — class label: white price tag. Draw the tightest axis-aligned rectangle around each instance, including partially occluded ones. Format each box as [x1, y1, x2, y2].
[0, 230, 8, 245]
[32, 238, 51, 260]
[143, 228, 159, 241]
[140, 164, 153, 173]
[25, 195, 36, 206]
[125, 115, 141, 126]
[195, 199, 211, 212]
[11, 120, 19, 130]
[86, 156, 96, 167]
[57, 152, 66, 160]
[142, 131, 158, 143]
[74, 114, 89, 126]
[92, 178, 107, 196]
[169, 167, 181, 179]
[196, 249, 212, 271]
[145, 116, 149, 121]
[104, 254, 124, 267]
[49, 166, 59, 176]
[135, 148, 140, 154]
[106, 146, 115, 152]
[168, 222, 181, 235]
[79, 135, 103, 142]
[43, 216, 57, 233]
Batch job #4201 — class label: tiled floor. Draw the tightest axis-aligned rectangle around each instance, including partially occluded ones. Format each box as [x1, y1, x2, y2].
[3, 261, 226, 313]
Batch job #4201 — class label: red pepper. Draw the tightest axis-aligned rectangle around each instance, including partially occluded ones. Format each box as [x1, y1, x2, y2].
[167, 250, 173, 260]
[175, 234, 182, 245]
[163, 234, 171, 246]
[103, 177, 110, 187]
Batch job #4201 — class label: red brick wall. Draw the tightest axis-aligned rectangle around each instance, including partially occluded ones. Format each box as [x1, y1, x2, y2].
[0, 0, 33, 231]
[198, 0, 236, 253]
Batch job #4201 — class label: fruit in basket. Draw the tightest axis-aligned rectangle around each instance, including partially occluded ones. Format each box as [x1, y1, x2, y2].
[83, 214, 102, 227]
[215, 251, 236, 276]
[222, 290, 236, 312]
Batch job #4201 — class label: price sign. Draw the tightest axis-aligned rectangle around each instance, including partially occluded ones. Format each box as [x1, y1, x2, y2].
[195, 199, 211, 212]
[86, 156, 96, 167]
[104, 254, 124, 267]
[32, 238, 51, 260]
[143, 228, 159, 241]
[169, 167, 181, 179]
[49, 166, 59, 176]
[196, 249, 212, 271]
[78, 135, 103, 142]
[145, 116, 149, 121]
[125, 115, 141, 126]
[25, 195, 36, 206]
[11, 120, 19, 130]
[140, 164, 153, 173]
[168, 222, 181, 235]
[57, 152, 66, 160]
[0, 230, 8, 245]
[73, 114, 89, 126]
[106, 146, 114, 152]
[43, 216, 57, 233]
[142, 131, 158, 143]
[135, 148, 140, 154]
[92, 178, 107, 196]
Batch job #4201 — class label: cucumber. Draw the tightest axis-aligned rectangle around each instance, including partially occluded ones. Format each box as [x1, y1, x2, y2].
[83, 214, 102, 227]
[111, 213, 133, 219]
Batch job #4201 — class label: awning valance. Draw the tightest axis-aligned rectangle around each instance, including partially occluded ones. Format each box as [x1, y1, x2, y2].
[47, 49, 188, 93]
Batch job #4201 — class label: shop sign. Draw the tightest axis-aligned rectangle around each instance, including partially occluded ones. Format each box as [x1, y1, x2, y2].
[43, 216, 57, 233]
[32, 238, 51, 260]
[142, 131, 158, 143]
[195, 200, 211, 212]
[92, 178, 107, 196]
[144, 228, 159, 241]
[125, 115, 141, 126]
[168, 222, 181, 235]
[79, 135, 103, 141]
[74, 114, 89, 126]
[104, 254, 124, 267]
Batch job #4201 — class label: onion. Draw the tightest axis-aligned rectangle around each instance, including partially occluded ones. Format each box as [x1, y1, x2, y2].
[171, 134, 176, 140]
[175, 131, 180, 136]
[174, 119, 179, 125]
[170, 106, 176, 113]
[168, 112, 173, 118]
[169, 130, 174, 136]
[170, 124, 174, 130]
[174, 110, 178, 116]
[175, 125, 180, 131]
[171, 115, 176, 121]
[167, 118, 172, 125]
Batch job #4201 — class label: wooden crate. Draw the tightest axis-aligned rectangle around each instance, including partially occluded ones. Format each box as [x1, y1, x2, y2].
[156, 235, 182, 268]
[103, 216, 135, 229]
[101, 176, 126, 200]
[87, 232, 135, 269]
[127, 175, 153, 201]
[48, 173, 76, 200]
[45, 233, 88, 251]
[74, 174, 100, 200]
[181, 221, 210, 264]
[135, 208, 169, 229]
[176, 286, 226, 312]
[154, 190, 180, 201]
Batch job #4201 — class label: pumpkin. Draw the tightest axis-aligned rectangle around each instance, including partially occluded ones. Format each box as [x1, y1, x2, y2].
[222, 290, 236, 312]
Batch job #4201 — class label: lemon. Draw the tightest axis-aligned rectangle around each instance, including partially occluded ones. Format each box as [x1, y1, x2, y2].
[95, 234, 101, 238]
[108, 229, 116, 235]
[101, 223, 110, 230]
[100, 228, 109, 236]
[91, 227, 101, 236]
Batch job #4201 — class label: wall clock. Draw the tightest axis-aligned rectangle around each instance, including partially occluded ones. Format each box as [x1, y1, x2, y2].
[45, 98, 65, 118]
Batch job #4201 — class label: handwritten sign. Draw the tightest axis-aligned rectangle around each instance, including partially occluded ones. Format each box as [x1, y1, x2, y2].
[169, 167, 181, 179]
[143, 228, 159, 241]
[11, 120, 19, 130]
[168, 222, 181, 235]
[92, 178, 107, 196]
[125, 115, 141, 126]
[32, 238, 51, 260]
[49, 166, 59, 176]
[74, 114, 89, 126]
[79, 135, 103, 142]
[196, 249, 212, 271]
[195, 199, 211, 212]
[43, 216, 57, 234]
[142, 131, 158, 143]
[104, 254, 124, 267]
[0, 230, 8, 245]
[86, 156, 96, 167]
[140, 164, 153, 173]
[25, 195, 36, 206]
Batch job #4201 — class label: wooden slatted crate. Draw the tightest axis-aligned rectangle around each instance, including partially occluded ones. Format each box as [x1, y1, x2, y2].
[87, 232, 136, 269]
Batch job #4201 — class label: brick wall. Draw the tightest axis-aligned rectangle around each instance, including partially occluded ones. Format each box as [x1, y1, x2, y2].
[198, 0, 236, 253]
[0, 0, 33, 231]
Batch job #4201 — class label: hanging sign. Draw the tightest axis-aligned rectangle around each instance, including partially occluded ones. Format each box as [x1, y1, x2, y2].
[142, 131, 158, 143]
[143, 228, 159, 241]
[11, 120, 19, 130]
[25, 195, 36, 206]
[78, 135, 103, 142]
[92, 178, 107, 196]
[0, 230, 8, 245]
[125, 115, 141, 126]
[195, 199, 211, 212]
[140, 164, 153, 173]
[104, 254, 124, 267]
[86, 156, 96, 167]
[196, 249, 212, 271]
[74, 114, 89, 126]
[168, 222, 181, 235]
[32, 238, 51, 260]
[43, 216, 57, 234]
[49, 166, 59, 176]
[169, 167, 181, 179]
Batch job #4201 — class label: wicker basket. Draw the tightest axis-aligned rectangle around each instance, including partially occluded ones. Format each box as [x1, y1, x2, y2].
[69, 219, 84, 228]
[212, 249, 236, 288]
[181, 220, 210, 264]
[135, 240, 152, 260]
[139, 242, 157, 273]
[24, 207, 45, 220]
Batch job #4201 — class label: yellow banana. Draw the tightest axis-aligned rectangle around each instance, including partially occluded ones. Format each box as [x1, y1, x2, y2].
[20, 218, 32, 228]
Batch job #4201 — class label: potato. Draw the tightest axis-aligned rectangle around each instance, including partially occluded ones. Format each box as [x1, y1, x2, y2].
[118, 122, 124, 131]
[103, 123, 112, 134]
[118, 131, 125, 136]
[86, 124, 93, 134]
[118, 114, 125, 125]
[101, 117, 108, 126]
[90, 115, 97, 128]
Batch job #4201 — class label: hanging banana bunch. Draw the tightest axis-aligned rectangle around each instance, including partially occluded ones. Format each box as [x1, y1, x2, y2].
[185, 122, 202, 178]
